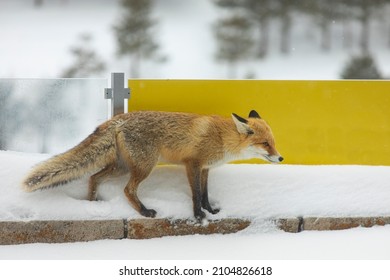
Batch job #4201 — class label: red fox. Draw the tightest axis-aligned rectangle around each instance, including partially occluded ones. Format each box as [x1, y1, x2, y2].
[23, 110, 283, 220]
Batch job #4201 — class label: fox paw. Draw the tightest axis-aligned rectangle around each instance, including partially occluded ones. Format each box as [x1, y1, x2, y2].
[141, 208, 157, 218]
[207, 207, 220, 215]
[203, 203, 220, 215]
[195, 210, 206, 221]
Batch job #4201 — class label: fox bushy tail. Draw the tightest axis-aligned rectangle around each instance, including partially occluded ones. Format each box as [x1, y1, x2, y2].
[22, 121, 118, 192]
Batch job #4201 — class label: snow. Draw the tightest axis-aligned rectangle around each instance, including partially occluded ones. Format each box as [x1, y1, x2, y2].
[1, 0, 390, 264]
[2, 226, 390, 260]
[2, 150, 390, 221]
[1, 150, 390, 259]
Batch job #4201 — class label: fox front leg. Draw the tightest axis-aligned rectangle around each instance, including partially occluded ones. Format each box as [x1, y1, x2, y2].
[201, 169, 220, 214]
[185, 162, 206, 220]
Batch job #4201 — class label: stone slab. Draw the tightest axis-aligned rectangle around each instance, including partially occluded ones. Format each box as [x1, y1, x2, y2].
[2, 216, 388, 244]
[127, 218, 251, 239]
[302, 217, 390, 231]
[0, 218, 250, 244]
[0, 220, 124, 245]
[277, 218, 302, 233]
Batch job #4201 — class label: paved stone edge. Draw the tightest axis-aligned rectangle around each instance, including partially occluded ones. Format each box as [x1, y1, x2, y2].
[277, 217, 390, 233]
[0, 219, 125, 245]
[127, 218, 251, 239]
[0, 218, 250, 245]
[1, 217, 389, 244]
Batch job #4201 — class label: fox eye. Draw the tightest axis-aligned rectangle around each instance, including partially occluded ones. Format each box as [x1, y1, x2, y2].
[262, 142, 270, 147]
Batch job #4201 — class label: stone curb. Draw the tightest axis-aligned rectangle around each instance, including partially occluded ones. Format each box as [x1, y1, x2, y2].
[0, 220, 125, 245]
[1, 217, 388, 244]
[0, 218, 250, 245]
[277, 218, 302, 233]
[277, 217, 390, 233]
[127, 218, 251, 239]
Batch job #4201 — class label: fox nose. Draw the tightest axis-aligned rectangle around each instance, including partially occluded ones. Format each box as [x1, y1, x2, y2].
[278, 156, 284, 162]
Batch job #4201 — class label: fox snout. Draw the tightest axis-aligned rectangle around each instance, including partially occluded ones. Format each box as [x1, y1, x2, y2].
[266, 154, 284, 164]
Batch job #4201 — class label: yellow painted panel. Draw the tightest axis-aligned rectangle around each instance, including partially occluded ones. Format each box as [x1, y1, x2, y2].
[128, 80, 390, 165]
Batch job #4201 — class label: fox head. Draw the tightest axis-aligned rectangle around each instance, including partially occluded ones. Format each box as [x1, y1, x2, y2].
[232, 110, 283, 164]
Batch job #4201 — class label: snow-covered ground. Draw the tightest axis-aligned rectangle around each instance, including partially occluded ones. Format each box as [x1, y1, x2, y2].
[2, 151, 390, 221]
[1, 150, 390, 259]
[1, 0, 390, 265]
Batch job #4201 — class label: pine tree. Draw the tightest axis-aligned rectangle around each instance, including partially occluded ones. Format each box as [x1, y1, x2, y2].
[113, 0, 164, 78]
[346, 0, 389, 54]
[276, 0, 297, 54]
[61, 34, 106, 78]
[247, 0, 273, 58]
[213, 0, 273, 58]
[213, 15, 254, 78]
[300, 0, 346, 51]
[340, 54, 383, 79]
[34, 0, 43, 7]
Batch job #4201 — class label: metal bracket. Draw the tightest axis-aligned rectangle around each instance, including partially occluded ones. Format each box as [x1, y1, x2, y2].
[104, 88, 113, 99]
[104, 73, 130, 117]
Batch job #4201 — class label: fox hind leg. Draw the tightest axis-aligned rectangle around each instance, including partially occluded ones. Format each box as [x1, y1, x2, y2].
[88, 163, 126, 201]
[124, 166, 157, 218]
[200, 168, 220, 215]
[116, 131, 159, 218]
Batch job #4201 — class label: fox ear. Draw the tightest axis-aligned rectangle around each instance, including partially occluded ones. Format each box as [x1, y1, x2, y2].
[232, 113, 254, 135]
[249, 110, 261, 119]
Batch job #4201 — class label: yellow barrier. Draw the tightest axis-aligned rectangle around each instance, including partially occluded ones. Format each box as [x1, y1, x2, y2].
[128, 80, 390, 165]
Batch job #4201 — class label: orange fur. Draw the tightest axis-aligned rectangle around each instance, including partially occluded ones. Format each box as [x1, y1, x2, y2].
[22, 110, 282, 219]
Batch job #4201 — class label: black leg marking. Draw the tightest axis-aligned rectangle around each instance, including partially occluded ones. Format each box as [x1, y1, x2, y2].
[201, 169, 220, 214]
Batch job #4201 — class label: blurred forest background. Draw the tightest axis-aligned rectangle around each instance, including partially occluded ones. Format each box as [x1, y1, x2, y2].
[2, 0, 390, 79]
[1, 0, 390, 153]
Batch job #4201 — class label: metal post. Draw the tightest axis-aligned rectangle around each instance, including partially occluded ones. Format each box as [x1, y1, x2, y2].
[104, 73, 130, 117]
